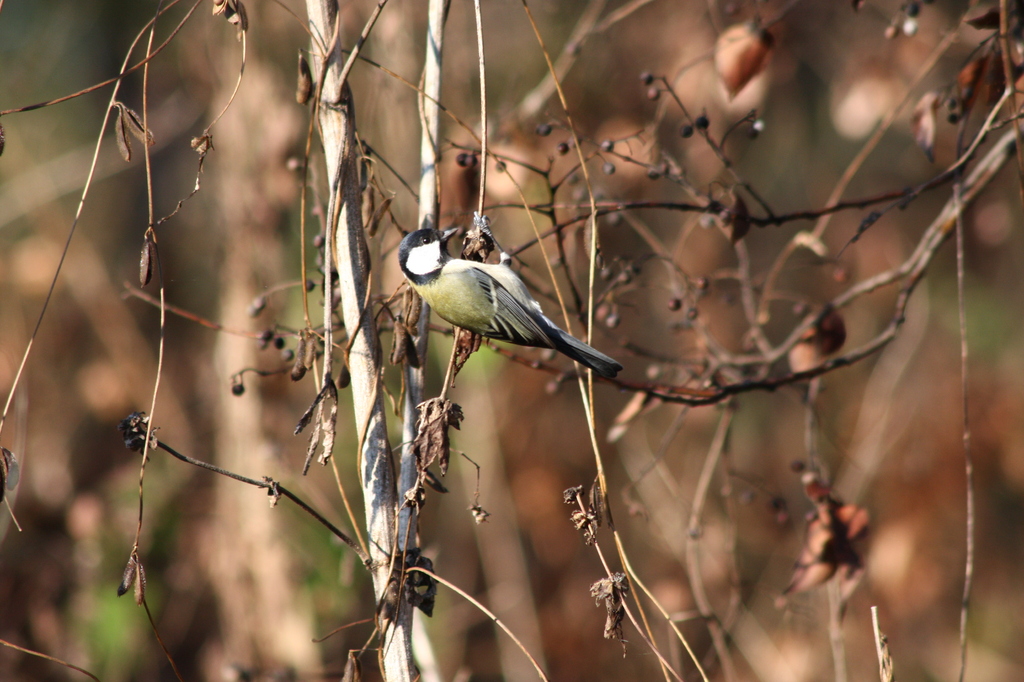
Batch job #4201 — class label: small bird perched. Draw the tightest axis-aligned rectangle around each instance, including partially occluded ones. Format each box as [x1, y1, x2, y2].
[398, 216, 622, 378]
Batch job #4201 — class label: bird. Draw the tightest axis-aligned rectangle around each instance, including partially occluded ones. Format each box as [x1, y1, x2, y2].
[398, 220, 622, 378]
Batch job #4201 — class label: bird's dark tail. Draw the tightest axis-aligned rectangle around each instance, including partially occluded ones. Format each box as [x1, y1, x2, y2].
[551, 330, 622, 378]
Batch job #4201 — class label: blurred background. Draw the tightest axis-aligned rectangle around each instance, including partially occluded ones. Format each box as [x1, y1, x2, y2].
[2, 0, 1023, 681]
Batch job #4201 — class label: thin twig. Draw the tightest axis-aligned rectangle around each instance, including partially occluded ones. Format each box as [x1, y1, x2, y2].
[998, 0, 1024, 207]
[0, 639, 100, 681]
[0, 0, 201, 117]
[474, 0, 488, 214]
[143, 597, 186, 682]
[406, 567, 551, 682]
[953, 165, 974, 682]
[154, 438, 370, 564]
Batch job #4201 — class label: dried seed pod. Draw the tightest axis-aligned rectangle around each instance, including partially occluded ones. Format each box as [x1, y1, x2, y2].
[296, 53, 313, 105]
[118, 555, 138, 597]
[139, 232, 156, 286]
[113, 104, 132, 161]
[0, 121, 5, 157]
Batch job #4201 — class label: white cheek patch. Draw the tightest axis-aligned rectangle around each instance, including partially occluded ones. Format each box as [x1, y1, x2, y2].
[405, 241, 442, 276]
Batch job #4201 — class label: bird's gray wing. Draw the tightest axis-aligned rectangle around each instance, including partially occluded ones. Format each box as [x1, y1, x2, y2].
[468, 267, 555, 348]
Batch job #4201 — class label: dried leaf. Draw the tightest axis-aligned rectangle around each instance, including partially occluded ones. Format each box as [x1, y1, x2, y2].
[0, 447, 19, 502]
[341, 652, 361, 682]
[590, 573, 629, 651]
[411, 398, 464, 476]
[816, 308, 847, 355]
[191, 134, 214, 156]
[423, 469, 448, 493]
[957, 54, 990, 114]
[139, 232, 156, 287]
[966, 8, 1001, 29]
[367, 195, 392, 237]
[404, 286, 422, 329]
[715, 23, 774, 99]
[120, 104, 154, 147]
[296, 52, 313, 105]
[452, 327, 482, 377]
[461, 216, 496, 262]
[470, 504, 491, 523]
[113, 104, 132, 162]
[390, 318, 409, 366]
[911, 91, 939, 162]
[788, 308, 847, 372]
[224, 0, 248, 37]
[783, 475, 868, 598]
[565, 485, 600, 544]
[589, 476, 605, 528]
[291, 330, 317, 381]
[729, 194, 751, 243]
[235, 1, 248, 32]
[404, 550, 437, 616]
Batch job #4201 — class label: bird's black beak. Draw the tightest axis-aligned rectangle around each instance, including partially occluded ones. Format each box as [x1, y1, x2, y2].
[440, 227, 459, 245]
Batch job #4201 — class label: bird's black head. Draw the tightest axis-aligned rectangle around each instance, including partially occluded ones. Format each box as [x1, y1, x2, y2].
[398, 228, 456, 284]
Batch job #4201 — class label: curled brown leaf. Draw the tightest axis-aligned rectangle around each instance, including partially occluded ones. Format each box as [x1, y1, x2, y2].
[782, 474, 868, 601]
[590, 572, 629, 650]
[411, 397, 464, 476]
[715, 23, 774, 99]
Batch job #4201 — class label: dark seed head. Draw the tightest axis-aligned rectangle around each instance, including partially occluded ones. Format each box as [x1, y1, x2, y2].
[640, 71, 654, 85]
[556, 142, 570, 155]
[535, 123, 552, 137]
[600, 139, 614, 152]
[273, 336, 285, 350]
[231, 382, 245, 396]
[679, 124, 694, 138]
[602, 162, 616, 175]
[695, 114, 709, 130]
[646, 87, 660, 101]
